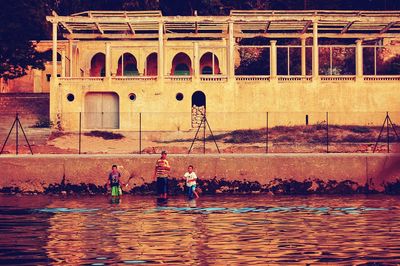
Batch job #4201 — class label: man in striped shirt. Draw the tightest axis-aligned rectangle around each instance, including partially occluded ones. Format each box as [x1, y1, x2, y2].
[154, 151, 171, 199]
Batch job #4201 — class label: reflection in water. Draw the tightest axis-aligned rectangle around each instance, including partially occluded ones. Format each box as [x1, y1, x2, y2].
[0, 195, 400, 265]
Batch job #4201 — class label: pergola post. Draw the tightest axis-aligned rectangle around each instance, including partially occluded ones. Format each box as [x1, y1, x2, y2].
[228, 21, 235, 80]
[194, 42, 199, 79]
[301, 37, 307, 77]
[69, 39, 73, 77]
[105, 42, 111, 78]
[61, 50, 66, 77]
[158, 22, 164, 80]
[270, 40, 277, 80]
[52, 22, 58, 81]
[312, 21, 319, 80]
[356, 39, 363, 80]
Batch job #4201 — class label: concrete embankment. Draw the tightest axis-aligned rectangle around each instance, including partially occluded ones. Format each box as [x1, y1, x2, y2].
[0, 154, 400, 194]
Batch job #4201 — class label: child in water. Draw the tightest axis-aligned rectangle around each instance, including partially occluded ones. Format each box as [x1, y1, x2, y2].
[183, 165, 199, 199]
[107, 165, 126, 197]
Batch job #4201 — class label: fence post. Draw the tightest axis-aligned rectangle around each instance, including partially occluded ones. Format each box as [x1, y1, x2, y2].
[266, 112, 269, 153]
[326, 112, 329, 153]
[203, 114, 206, 154]
[139, 112, 142, 154]
[79, 112, 81, 154]
[16, 113, 19, 155]
[387, 111, 390, 153]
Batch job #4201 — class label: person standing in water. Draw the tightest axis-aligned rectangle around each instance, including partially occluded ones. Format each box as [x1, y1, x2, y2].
[154, 151, 171, 199]
[107, 165, 126, 198]
[183, 165, 199, 199]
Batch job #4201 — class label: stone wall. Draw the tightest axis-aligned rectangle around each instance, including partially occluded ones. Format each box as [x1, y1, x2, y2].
[0, 93, 49, 118]
[1, 153, 399, 194]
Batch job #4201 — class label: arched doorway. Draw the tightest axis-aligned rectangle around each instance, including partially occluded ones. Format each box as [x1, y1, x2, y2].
[90, 53, 106, 77]
[117, 53, 138, 76]
[145, 52, 158, 76]
[191, 91, 206, 128]
[200, 52, 220, 75]
[171, 52, 192, 75]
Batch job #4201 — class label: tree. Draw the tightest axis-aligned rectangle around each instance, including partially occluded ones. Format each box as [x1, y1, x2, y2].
[0, 0, 54, 80]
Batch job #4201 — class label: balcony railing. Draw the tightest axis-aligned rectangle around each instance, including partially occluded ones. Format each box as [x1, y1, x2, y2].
[200, 75, 228, 82]
[57, 75, 400, 83]
[165, 76, 193, 82]
[278, 76, 312, 82]
[320, 75, 356, 82]
[235, 75, 270, 81]
[364, 75, 400, 81]
[112, 76, 158, 81]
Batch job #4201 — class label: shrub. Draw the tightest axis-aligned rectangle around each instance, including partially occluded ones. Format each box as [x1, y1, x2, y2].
[32, 116, 53, 128]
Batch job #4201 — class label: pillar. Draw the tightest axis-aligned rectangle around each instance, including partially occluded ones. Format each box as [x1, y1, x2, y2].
[105, 42, 111, 78]
[158, 22, 164, 79]
[301, 37, 306, 76]
[69, 39, 73, 77]
[312, 21, 319, 80]
[52, 22, 58, 80]
[270, 40, 277, 80]
[228, 21, 235, 79]
[356, 39, 363, 80]
[61, 50, 66, 77]
[194, 42, 199, 78]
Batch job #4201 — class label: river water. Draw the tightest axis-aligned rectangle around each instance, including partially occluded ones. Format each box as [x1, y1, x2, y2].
[1, 194, 400, 265]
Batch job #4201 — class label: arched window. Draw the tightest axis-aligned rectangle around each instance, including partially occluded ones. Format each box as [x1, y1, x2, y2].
[145, 52, 158, 76]
[192, 91, 206, 107]
[117, 53, 138, 76]
[175, 63, 190, 75]
[90, 53, 106, 77]
[200, 52, 220, 75]
[171, 52, 192, 75]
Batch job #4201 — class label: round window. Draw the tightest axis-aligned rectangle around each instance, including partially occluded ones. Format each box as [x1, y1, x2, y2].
[67, 93, 75, 102]
[129, 93, 136, 101]
[176, 93, 184, 101]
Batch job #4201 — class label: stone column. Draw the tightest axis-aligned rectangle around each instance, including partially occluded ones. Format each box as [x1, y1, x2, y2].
[105, 42, 111, 78]
[301, 37, 306, 77]
[356, 39, 363, 80]
[228, 21, 235, 80]
[61, 50, 66, 77]
[194, 42, 199, 79]
[69, 39, 73, 77]
[270, 40, 277, 80]
[158, 22, 164, 79]
[52, 22, 58, 80]
[312, 21, 319, 80]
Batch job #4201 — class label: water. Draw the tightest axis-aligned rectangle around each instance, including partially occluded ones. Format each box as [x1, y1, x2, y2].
[1, 195, 400, 265]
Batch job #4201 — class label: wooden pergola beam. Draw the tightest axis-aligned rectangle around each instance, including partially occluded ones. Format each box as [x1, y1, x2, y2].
[300, 21, 312, 34]
[265, 21, 271, 33]
[380, 21, 397, 33]
[341, 21, 354, 33]
[60, 22, 73, 34]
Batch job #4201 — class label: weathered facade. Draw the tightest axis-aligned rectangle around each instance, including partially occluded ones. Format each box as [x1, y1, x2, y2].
[5, 10, 400, 131]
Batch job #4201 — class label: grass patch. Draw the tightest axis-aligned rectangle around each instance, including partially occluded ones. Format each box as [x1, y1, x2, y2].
[346, 126, 371, 134]
[84, 130, 124, 140]
[224, 129, 264, 143]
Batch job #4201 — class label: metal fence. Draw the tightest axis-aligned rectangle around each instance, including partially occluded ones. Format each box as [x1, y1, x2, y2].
[0, 111, 399, 155]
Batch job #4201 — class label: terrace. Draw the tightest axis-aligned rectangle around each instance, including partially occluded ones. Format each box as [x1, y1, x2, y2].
[46, 10, 400, 84]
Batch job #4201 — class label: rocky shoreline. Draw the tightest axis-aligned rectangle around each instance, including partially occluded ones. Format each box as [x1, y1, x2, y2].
[2, 177, 400, 195]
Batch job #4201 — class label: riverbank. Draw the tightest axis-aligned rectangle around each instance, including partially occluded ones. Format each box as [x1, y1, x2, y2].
[0, 153, 399, 194]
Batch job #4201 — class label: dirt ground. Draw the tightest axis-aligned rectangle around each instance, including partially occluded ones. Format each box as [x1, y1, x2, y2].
[1, 126, 399, 155]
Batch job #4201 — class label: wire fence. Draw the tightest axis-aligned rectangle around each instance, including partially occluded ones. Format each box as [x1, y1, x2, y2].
[0, 111, 399, 155]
